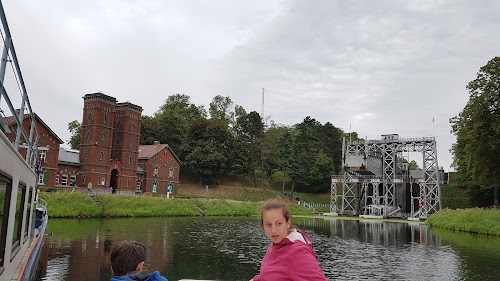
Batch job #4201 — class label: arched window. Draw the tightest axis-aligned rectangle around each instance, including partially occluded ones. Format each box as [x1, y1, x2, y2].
[85, 150, 88, 159]
[102, 132, 105, 141]
[103, 114, 107, 123]
[128, 156, 132, 164]
[100, 151, 104, 161]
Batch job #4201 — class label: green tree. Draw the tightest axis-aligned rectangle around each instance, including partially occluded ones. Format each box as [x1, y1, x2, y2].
[320, 122, 343, 174]
[141, 94, 206, 160]
[450, 56, 500, 206]
[140, 115, 163, 145]
[262, 125, 289, 179]
[67, 120, 81, 149]
[183, 118, 233, 184]
[236, 111, 264, 187]
[209, 95, 235, 127]
[408, 160, 419, 170]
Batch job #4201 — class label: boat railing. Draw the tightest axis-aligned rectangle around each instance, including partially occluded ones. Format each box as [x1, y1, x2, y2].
[0, 1, 40, 170]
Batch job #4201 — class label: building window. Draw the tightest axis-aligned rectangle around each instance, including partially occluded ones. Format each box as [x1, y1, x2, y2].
[102, 132, 105, 141]
[129, 138, 133, 147]
[152, 182, 157, 193]
[83, 175, 86, 185]
[70, 174, 76, 186]
[61, 174, 68, 186]
[87, 130, 91, 140]
[136, 180, 141, 191]
[56, 173, 59, 185]
[127, 179, 130, 187]
[100, 151, 104, 161]
[85, 150, 88, 159]
[38, 172, 44, 185]
[153, 166, 158, 176]
[103, 114, 107, 123]
[39, 150, 46, 162]
[88, 113, 92, 121]
[131, 122, 134, 131]
[128, 156, 132, 164]
[98, 176, 101, 186]
[169, 168, 173, 178]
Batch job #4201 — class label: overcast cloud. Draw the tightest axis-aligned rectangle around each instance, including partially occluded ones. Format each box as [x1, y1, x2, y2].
[2, 0, 500, 171]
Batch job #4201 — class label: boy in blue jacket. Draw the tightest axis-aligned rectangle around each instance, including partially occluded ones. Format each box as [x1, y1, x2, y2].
[110, 240, 168, 281]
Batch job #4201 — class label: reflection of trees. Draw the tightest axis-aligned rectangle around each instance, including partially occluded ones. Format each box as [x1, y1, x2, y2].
[431, 228, 500, 280]
[39, 218, 176, 280]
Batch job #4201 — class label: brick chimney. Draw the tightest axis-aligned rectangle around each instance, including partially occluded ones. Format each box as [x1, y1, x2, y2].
[154, 141, 160, 146]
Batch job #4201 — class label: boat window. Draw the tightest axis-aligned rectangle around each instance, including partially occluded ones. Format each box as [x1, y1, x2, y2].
[24, 187, 33, 242]
[0, 173, 12, 268]
[11, 183, 27, 257]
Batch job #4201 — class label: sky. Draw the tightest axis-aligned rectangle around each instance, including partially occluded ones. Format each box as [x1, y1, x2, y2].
[1, 0, 499, 172]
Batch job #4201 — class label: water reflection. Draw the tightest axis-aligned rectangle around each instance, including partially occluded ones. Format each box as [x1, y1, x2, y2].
[36, 217, 500, 281]
[294, 218, 462, 280]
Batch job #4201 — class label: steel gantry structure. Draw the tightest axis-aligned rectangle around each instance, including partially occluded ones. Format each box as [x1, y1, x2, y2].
[330, 134, 442, 220]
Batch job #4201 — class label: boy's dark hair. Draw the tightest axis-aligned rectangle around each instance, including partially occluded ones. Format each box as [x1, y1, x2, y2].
[111, 240, 147, 276]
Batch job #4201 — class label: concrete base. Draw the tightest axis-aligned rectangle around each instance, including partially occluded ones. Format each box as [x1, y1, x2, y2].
[407, 217, 422, 221]
[359, 215, 383, 219]
[323, 212, 339, 216]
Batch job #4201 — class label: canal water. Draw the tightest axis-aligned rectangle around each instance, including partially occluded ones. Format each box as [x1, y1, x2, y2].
[35, 216, 500, 281]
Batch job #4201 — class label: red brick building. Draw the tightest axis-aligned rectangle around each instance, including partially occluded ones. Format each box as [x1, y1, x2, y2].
[4, 112, 63, 188]
[5, 92, 181, 194]
[138, 141, 181, 195]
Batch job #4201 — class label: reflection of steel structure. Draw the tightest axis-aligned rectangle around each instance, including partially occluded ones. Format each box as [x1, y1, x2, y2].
[331, 134, 442, 219]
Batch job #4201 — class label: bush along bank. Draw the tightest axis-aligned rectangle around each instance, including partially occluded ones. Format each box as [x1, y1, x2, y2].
[39, 191, 314, 218]
[425, 208, 500, 236]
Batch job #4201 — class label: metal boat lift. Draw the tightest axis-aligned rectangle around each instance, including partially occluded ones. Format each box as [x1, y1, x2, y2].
[330, 134, 442, 220]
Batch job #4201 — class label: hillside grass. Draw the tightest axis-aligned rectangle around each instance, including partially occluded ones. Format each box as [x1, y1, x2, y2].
[39, 185, 317, 218]
[177, 184, 284, 201]
[426, 208, 500, 236]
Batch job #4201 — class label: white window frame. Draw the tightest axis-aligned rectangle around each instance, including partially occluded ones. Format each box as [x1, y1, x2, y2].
[152, 182, 157, 193]
[169, 168, 173, 178]
[153, 166, 158, 176]
[38, 172, 44, 185]
[61, 173, 68, 186]
[39, 150, 47, 162]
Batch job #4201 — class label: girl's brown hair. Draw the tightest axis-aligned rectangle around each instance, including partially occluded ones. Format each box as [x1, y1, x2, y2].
[260, 199, 292, 228]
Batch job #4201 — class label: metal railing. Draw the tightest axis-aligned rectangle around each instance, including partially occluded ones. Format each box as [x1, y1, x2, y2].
[0, 1, 39, 170]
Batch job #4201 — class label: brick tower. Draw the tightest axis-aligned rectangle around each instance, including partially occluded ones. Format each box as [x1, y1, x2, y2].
[79, 92, 142, 192]
[110, 102, 142, 191]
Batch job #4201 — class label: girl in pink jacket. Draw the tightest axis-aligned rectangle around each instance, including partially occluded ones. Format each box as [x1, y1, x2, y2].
[251, 200, 328, 281]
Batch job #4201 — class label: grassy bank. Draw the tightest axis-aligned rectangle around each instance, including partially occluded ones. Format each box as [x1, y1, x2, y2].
[39, 189, 314, 218]
[426, 208, 500, 236]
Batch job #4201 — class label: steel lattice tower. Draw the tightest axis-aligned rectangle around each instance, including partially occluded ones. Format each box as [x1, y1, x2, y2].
[331, 135, 442, 219]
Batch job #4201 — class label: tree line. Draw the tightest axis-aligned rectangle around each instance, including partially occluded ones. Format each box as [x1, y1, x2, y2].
[67, 94, 346, 193]
[450, 56, 500, 206]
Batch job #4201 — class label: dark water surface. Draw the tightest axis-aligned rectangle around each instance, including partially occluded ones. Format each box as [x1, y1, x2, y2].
[35, 216, 500, 281]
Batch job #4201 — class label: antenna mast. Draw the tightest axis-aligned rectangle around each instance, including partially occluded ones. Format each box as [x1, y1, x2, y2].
[261, 88, 265, 123]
